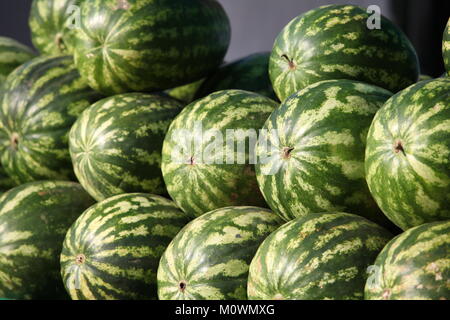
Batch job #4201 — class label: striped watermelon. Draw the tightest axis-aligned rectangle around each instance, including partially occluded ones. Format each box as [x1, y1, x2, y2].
[61, 193, 191, 300]
[69, 93, 183, 201]
[165, 79, 206, 104]
[255, 80, 395, 229]
[270, 4, 419, 101]
[73, 0, 231, 95]
[157, 206, 283, 300]
[365, 220, 449, 300]
[0, 55, 102, 184]
[29, 0, 85, 55]
[0, 181, 95, 300]
[162, 89, 278, 217]
[194, 52, 277, 101]
[444, 18, 450, 75]
[0, 36, 36, 83]
[365, 78, 450, 231]
[0, 167, 15, 193]
[248, 212, 393, 300]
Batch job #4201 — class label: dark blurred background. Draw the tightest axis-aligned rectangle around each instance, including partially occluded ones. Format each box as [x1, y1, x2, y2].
[0, 0, 448, 77]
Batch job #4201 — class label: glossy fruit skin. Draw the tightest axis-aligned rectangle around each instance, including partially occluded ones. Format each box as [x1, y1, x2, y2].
[269, 4, 419, 101]
[194, 52, 277, 101]
[365, 78, 450, 231]
[443, 18, 450, 76]
[61, 193, 191, 300]
[255, 79, 394, 229]
[248, 212, 392, 300]
[162, 89, 278, 217]
[69, 93, 183, 201]
[157, 206, 283, 300]
[0, 181, 95, 300]
[365, 220, 449, 300]
[0, 55, 103, 184]
[0, 36, 36, 83]
[29, 0, 85, 55]
[73, 0, 231, 95]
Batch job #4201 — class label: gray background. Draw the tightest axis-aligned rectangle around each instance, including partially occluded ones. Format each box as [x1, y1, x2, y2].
[0, 0, 448, 76]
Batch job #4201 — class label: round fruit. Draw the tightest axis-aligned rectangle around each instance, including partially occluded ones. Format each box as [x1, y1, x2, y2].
[256, 80, 393, 228]
[29, 0, 85, 55]
[0, 181, 95, 300]
[0, 37, 36, 83]
[162, 89, 278, 216]
[365, 220, 449, 300]
[73, 0, 230, 95]
[0, 55, 102, 184]
[248, 212, 392, 300]
[443, 18, 450, 75]
[194, 52, 277, 101]
[157, 206, 283, 300]
[165, 79, 206, 104]
[61, 193, 191, 300]
[269, 4, 419, 101]
[70, 93, 183, 201]
[365, 78, 450, 230]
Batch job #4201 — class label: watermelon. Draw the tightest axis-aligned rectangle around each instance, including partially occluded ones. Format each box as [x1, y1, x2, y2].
[365, 220, 449, 300]
[365, 78, 450, 231]
[248, 212, 392, 300]
[418, 74, 432, 81]
[255, 80, 394, 229]
[69, 93, 183, 201]
[444, 18, 450, 76]
[61, 193, 191, 300]
[29, 0, 85, 55]
[0, 167, 15, 194]
[269, 4, 419, 101]
[0, 36, 36, 83]
[157, 206, 283, 300]
[0, 55, 102, 184]
[0, 181, 95, 300]
[193, 52, 277, 101]
[165, 79, 206, 104]
[73, 0, 231, 95]
[161, 89, 278, 217]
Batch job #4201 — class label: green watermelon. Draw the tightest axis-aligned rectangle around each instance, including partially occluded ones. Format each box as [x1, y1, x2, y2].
[365, 78, 450, 231]
[61, 193, 191, 300]
[70, 93, 183, 201]
[165, 78, 206, 104]
[193, 52, 277, 101]
[157, 206, 283, 300]
[365, 220, 449, 300]
[255, 80, 394, 229]
[0, 37, 36, 83]
[0, 55, 102, 184]
[0, 181, 95, 300]
[0, 167, 15, 194]
[162, 89, 278, 217]
[248, 212, 392, 300]
[418, 74, 433, 81]
[73, 0, 230, 95]
[29, 0, 84, 55]
[269, 4, 419, 101]
[443, 18, 450, 75]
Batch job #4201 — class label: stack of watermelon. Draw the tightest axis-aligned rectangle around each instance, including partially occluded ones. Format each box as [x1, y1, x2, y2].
[0, 1, 448, 301]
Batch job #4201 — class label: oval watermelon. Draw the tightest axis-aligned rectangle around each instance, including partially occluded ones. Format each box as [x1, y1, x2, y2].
[0, 181, 95, 300]
[365, 78, 450, 231]
[73, 0, 230, 95]
[157, 206, 283, 300]
[365, 220, 449, 300]
[162, 89, 278, 217]
[443, 18, 450, 76]
[0, 55, 103, 184]
[61, 193, 191, 300]
[269, 4, 419, 101]
[70, 93, 183, 201]
[255, 79, 395, 229]
[0, 37, 36, 83]
[248, 212, 392, 300]
[29, 0, 85, 55]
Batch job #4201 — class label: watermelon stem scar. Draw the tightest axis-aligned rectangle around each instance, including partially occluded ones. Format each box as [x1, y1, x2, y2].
[75, 254, 86, 265]
[393, 140, 405, 155]
[179, 281, 187, 292]
[10, 132, 19, 150]
[282, 147, 294, 159]
[281, 54, 296, 70]
[55, 33, 65, 52]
